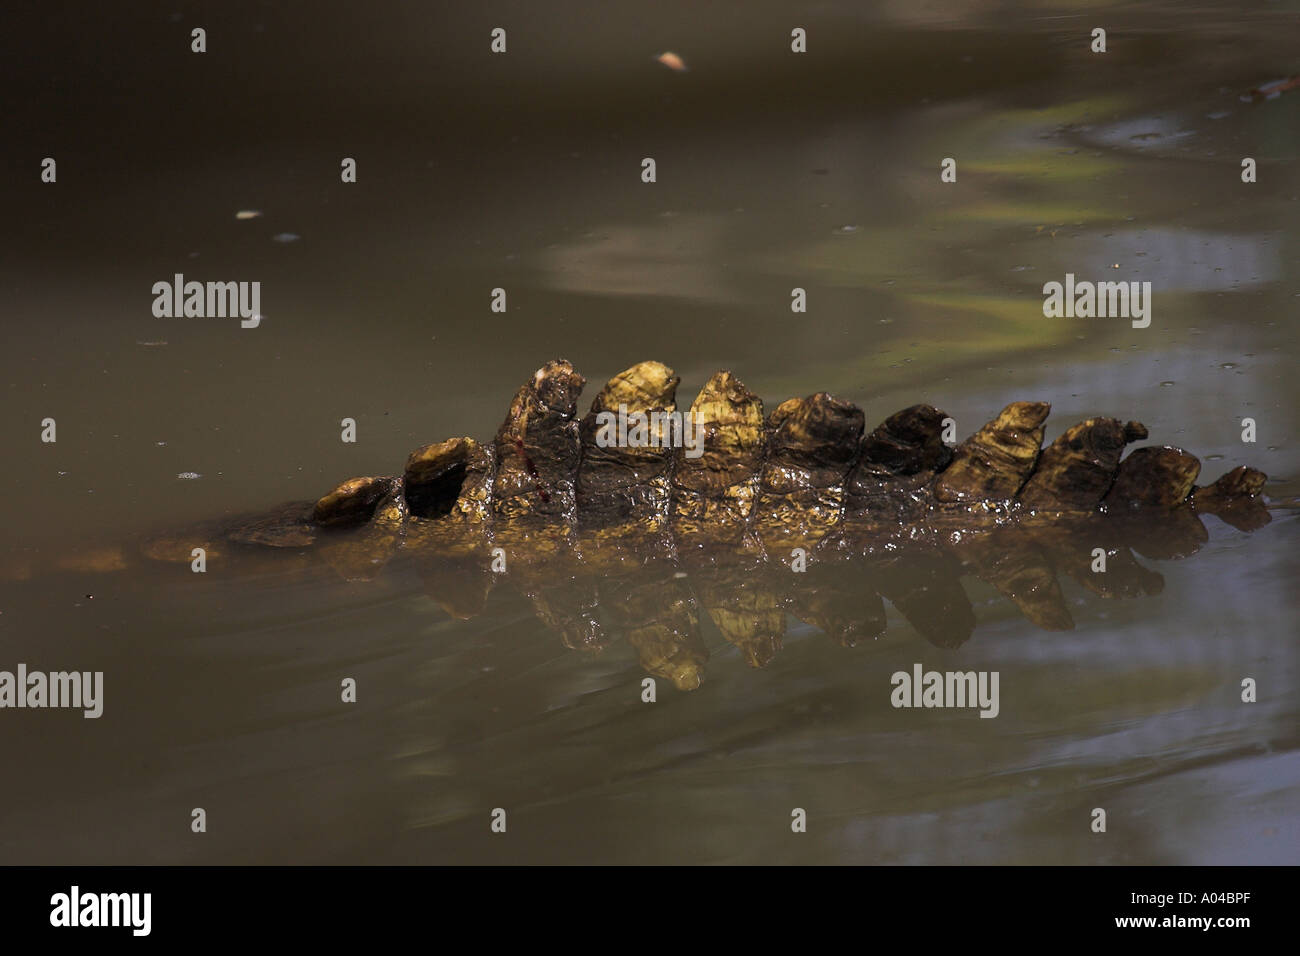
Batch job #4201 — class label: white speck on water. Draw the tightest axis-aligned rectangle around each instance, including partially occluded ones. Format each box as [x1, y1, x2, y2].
[272, 232, 300, 243]
[235, 210, 262, 220]
[177, 472, 202, 480]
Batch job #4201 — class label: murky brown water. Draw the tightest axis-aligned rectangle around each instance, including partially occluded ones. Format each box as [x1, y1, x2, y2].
[2, 1, 1297, 864]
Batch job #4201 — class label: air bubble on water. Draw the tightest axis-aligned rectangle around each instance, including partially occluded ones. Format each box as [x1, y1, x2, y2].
[833, 225, 859, 236]
[1220, 362, 1237, 369]
[177, 472, 202, 480]
[272, 232, 300, 243]
[1206, 454, 1225, 461]
[1159, 381, 1176, 387]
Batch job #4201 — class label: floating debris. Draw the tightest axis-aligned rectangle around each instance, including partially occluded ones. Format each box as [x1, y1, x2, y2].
[1247, 76, 1300, 101]
[177, 472, 202, 480]
[235, 210, 262, 220]
[656, 51, 688, 72]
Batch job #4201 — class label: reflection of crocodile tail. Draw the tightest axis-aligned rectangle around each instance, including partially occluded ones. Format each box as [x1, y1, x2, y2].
[409, 505, 1257, 688]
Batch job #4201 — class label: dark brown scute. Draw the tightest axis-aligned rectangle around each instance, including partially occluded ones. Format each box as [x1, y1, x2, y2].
[313, 476, 401, 528]
[763, 393, 864, 489]
[842, 404, 951, 522]
[493, 359, 586, 517]
[933, 401, 1051, 503]
[858, 404, 953, 476]
[1104, 446, 1200, 509]
[1190, 465, 1271, 531]
[1194, 464, 1267, 501]
[1018, 418, 1147, 512]
[404, 437, 488, 519]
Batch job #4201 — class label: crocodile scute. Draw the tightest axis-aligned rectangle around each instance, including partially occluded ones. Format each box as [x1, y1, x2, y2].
[298, 358, 1268, 556]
